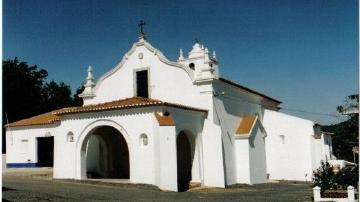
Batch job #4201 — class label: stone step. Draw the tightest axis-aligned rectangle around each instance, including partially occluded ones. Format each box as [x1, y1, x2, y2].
[189, 182, 202, 189]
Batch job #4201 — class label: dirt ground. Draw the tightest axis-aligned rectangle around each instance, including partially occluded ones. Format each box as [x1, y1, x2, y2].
[2, 168, 313, 202]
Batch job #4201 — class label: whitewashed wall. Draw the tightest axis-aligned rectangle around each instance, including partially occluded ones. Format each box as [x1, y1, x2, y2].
[312, 134, 334, 170]
[85, 41, 210, 111]
[212, 80, 275, 185]
[6, 125, 58, 166]
[263, 109, 315, 181]
[53, 108, 157, 185]
[248, 123, 267, 184]
[235, 122, 267, 184]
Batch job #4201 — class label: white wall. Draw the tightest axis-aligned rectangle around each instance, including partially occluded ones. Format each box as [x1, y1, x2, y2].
[86, 42, 210, 111]
[248, 123, 267, 184]
[212, 80, 273, 185]
[263, 109, 315, 181]
[53, 108, 157, 185]
[6, 125, 58, 166]
[312, 134, 334, 169]
[235, 139, 250, 183]
[235, 122, 267, 184]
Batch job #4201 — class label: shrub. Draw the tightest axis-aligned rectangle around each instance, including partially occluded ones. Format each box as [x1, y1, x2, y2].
[313, 161, 358, 192]
[335, 165, 358, 189]
[313, 161, 338, 191]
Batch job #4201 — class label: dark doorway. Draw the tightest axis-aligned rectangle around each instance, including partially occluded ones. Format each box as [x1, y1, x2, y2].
[86, 126, 129, 179]
[176, 131, 192, 192]
[37, 136, 54, 167]
[136, 70, 148, 98]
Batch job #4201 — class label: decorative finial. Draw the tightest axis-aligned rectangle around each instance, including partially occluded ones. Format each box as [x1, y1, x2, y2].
[80, 65, 95, 98]
[212, 51, 216, 59]
[195, 38, 199, 44]
[138, 20, 146, 40]
[179, 49, 184, 60]
[85, 65, 95, 87]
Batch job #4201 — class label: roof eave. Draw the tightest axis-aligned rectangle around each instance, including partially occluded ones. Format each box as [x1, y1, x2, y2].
[218, 77, 282, 104]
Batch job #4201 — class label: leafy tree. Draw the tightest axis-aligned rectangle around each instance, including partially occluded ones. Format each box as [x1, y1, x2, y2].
[322, 94, 358, 161]
[72, 85, 85, 106]
[3, 58, 48, 123]
[42, 81, 74, 112]
[3, 57, 84, 153]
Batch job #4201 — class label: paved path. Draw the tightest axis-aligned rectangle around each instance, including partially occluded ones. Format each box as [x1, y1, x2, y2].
[3, 169, 313, 202]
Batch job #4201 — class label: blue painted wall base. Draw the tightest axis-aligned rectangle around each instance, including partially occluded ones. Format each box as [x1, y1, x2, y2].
[6, 163, 37, 168]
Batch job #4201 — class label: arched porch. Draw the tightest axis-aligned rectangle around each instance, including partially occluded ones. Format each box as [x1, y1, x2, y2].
[75, 120, 132, 180]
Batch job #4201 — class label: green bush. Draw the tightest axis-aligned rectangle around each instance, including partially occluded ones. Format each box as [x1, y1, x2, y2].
[313, 161, 338, 191]
[312, 161, 358, 192]
[335, 165, 358, 189]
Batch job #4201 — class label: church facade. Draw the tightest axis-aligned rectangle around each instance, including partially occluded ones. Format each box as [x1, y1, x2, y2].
[5, 35, 341, 191]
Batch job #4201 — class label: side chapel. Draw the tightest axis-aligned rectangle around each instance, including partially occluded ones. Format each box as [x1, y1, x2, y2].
[6, 26, 342, 192]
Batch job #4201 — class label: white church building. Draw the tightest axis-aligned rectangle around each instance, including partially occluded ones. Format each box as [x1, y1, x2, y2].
[5, 33, 342, 192]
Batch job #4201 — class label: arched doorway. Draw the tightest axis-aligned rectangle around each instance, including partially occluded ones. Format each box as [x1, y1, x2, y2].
[85, 126, 129, 179]
[176, 131, 194, 192]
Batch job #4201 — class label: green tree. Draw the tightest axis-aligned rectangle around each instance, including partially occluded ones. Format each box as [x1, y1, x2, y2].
[3, 57, 84, 153]
[3, 58, 48, 123]
[72, 85, 85, 106]
[322, 94, 358, 161]
[42, 81, 74, 112]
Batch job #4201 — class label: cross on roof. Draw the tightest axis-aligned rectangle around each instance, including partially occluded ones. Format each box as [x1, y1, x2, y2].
[138, 20, 146, 38]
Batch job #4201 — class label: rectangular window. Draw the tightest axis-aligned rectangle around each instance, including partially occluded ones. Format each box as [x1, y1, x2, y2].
[136, 70, 148, 98]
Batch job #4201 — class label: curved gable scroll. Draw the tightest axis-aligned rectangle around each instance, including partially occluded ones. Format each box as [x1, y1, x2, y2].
[93, 40, 195, 94]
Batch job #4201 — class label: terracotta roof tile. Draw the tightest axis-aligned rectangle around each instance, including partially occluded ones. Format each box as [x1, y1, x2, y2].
[6, 110, 62, 127]
[235, 116, 257, 135]
[154, 112, 175, 126]
[7, 97, 207, 128]
[54, 97, 207, 115]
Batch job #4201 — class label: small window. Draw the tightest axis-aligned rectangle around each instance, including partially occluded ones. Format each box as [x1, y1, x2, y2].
[140, 134, 148, 146]
[67, 132, 74, 143]
[136, 70, 149, 98]
[189, 63, 195, 70]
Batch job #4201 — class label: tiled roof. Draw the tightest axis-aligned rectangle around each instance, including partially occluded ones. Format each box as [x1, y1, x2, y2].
[7, 97, 207, 128]
[54, 97, 207, 115]
[219, 78, 282, 104]
[235, 116, 257, 135]
[6, 110, 62, 127]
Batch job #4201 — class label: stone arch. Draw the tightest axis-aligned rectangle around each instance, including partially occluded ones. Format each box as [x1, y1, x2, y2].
[176, 130, 196, 192]
[75, 119, 131, 180]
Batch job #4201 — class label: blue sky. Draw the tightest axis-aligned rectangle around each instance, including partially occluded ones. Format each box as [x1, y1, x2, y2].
[3, 0, 358, 125]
